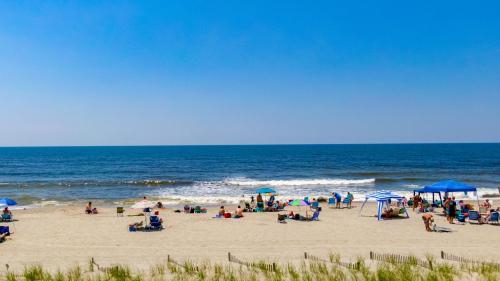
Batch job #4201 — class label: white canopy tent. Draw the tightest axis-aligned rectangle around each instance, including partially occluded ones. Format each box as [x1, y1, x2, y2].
[359, 191, 409, 221]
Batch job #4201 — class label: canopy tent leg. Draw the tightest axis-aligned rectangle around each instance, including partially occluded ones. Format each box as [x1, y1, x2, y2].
[476, 191, 480, 210]
[359, 199, 368, 216]
[377, 201, 384, 221]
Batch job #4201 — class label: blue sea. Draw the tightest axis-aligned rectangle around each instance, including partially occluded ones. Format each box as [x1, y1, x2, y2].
[0, 144, 499, 206]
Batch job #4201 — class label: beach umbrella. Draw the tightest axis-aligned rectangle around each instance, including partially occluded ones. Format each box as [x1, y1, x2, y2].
[0, 198, 17, 208]
[255, 187, 276, 195]
[289, 199, 309, 206]
[131, 200, 155, 209]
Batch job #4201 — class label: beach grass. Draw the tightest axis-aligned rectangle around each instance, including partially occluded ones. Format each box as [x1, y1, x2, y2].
[1, 254, 499, 281]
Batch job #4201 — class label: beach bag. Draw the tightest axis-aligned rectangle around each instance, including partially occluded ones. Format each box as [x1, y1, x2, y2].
[224, 213, 232, 218]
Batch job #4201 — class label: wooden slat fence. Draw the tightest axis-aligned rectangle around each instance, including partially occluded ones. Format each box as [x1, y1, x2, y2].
[167, 255, 201, 273]
[303, 252, 361, 270]
[369, 251, 433, 269]
[227, 252, 277, 272]
[440, 251, 500, 270]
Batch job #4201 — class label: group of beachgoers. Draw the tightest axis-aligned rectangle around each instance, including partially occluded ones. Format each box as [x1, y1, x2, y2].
[411, 194, 499, 231]
[76, 192, 497, 233]
[0, 207, 13, 242]
[212, 191, 355, 221]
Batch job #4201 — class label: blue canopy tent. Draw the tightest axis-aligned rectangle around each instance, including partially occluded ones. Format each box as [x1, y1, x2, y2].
[413, 180, 478, 207]
[359, 191, 409, 221]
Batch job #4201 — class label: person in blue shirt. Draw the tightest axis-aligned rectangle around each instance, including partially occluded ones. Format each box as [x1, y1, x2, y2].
[332, 192, 341, 209]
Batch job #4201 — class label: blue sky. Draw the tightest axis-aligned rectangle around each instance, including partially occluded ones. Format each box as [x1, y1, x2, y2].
[0, 1, 499, 146]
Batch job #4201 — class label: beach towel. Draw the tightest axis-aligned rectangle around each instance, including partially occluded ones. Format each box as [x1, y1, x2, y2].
[432, 224, 452, 232]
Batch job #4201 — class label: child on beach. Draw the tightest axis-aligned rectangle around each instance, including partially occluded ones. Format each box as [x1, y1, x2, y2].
[85, 202, 98, 214]
[422, 213, 433, 232]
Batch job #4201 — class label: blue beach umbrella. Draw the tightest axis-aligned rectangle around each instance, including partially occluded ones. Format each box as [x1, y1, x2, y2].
[255, 187, 276, 195]
[0, 198, 17, 207]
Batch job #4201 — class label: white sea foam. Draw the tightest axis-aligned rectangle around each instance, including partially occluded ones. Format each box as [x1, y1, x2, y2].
[223, 178, 375, 186]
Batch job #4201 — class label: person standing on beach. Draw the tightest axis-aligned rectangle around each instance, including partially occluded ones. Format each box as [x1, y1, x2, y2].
[447, 198, 456, 224]
[332, 192, 341, 208]
[256, 193, 264, 208]
[412, 194, 421, 212]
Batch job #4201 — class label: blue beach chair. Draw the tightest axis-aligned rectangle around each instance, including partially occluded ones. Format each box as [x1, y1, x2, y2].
[488, 212, 499, 224]
[342, 198, 351, 208]
[328, 198, 335, 208]
[311, 201, 319, 210]
[148, 216, 163, 230]
[309, 211, 320, 221]
[468, 210, 480, 224]
[0, 226, 10, 235]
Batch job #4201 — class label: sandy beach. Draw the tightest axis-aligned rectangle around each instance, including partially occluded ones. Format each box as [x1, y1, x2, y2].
[2, 202, 499, 272]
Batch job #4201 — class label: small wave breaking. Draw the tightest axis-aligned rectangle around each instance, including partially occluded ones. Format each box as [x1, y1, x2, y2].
[223, 178, 375, 186]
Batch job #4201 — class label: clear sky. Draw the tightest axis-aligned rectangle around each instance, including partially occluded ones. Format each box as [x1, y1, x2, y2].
[1, 1, 499, 146]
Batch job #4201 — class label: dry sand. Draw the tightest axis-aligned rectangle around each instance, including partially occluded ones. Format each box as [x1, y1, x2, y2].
[1, 202, 499, 272]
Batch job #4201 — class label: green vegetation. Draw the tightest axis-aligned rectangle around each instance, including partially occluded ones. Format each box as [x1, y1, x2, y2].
[1, 255, 498, 281]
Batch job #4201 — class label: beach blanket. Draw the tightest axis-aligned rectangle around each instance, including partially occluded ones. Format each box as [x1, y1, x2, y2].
[432, 225, 452, 232]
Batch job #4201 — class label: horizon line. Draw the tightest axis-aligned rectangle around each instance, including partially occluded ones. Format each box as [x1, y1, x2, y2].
[1, 141, 499, 148]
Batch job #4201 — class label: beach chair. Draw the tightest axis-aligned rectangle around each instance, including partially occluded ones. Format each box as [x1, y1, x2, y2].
[311, 201, 319, 210]
[0, 226, 10, 235]
[488, 212, 499, 224]
[456, 210, 466, 223]
[342, 198, 351, 208]
[1, 214, 13, 222]
[468, 210, 480, 224]
[116, 207, 124, 217]
[309, 211, 320, 221]
[148, 216, 163, 230]
[328, 198, 335, 208]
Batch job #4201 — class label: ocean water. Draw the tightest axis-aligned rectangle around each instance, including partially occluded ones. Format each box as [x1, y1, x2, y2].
[0, 144, 499, 206]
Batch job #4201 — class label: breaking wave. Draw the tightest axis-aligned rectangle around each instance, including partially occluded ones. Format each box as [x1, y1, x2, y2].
[223, 178, 375, 186]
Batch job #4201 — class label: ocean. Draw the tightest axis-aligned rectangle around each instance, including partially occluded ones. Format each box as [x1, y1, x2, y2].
[0, 144, 499, 207]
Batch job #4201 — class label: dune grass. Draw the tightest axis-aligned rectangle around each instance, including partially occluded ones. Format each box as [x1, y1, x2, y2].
[1, 255, 499, 281]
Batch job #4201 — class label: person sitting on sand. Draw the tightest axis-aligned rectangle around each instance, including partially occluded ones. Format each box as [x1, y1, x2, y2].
[85, 202, 98, 214]
[2, 207, 13, 220]
[219, 206, 226, 217]
[267, 194, 275, 207]
[152, 211, 164, 223]
[234, 205, 244, 218]
[422, 213, 433, 232]
[382, 207, 395, 218]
